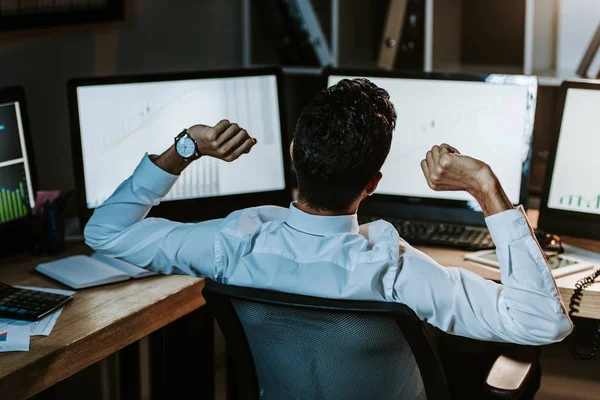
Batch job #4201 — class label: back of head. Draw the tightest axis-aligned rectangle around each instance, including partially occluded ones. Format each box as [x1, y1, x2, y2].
[292, 78, 397, 212]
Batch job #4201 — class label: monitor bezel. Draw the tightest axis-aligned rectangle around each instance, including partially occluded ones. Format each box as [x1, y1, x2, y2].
[0, 86, 38, 252]
[68, 67, 293, 227]
[538, 80, 600, 239]
[323, 67, 536, 225]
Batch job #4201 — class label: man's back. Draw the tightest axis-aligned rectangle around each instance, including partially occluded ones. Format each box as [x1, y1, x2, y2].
[214, 204, 394, 301]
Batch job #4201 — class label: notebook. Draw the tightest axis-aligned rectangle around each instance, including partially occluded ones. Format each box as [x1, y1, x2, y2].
[35, 253, 158, 289]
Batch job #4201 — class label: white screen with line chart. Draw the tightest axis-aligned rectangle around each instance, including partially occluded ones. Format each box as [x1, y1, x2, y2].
[76, 75, 286, 209]
[547, 88, 600, 215]
[328, 75, 533, 205]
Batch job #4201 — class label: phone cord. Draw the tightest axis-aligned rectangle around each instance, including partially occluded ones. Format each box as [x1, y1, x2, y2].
[568, 268, 600, 360]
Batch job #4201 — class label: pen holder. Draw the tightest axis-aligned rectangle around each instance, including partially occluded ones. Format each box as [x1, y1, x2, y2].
[32, 201, 65, 255]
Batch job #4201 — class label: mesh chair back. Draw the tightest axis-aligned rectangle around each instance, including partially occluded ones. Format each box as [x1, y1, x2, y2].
[204, 281, 449, 400]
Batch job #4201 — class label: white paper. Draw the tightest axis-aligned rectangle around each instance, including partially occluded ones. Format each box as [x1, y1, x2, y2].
[11, 287, 75, 336]
[29, 308, 64, 336]
[0, 320, 31, 352]
[0, 319, 32, 331]
[562, 244, 600, 265]
[0, 287, 74, 351]
[15, 286, 76, 297]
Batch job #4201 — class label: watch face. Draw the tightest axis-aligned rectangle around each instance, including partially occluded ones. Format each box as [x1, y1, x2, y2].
[176, 134, 196, 158]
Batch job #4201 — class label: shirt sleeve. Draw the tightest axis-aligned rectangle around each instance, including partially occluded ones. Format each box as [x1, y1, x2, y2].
[84, 154, 224, 278]
[393, 206, 573, 345]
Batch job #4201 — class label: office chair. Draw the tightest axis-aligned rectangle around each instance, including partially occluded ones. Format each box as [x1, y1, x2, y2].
[203, 280, 540, 400]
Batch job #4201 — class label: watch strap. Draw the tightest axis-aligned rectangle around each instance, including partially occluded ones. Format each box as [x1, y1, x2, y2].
[175, 129, 188, 141]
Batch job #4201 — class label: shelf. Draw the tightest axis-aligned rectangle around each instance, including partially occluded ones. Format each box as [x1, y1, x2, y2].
[432, 63, 525, 75]
[282, 67, 324, 76]
[534, 69, 584, 86]
[246, 65, 324, 76]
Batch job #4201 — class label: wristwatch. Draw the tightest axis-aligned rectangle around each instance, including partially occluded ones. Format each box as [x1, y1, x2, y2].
[174, 129, 201, 161]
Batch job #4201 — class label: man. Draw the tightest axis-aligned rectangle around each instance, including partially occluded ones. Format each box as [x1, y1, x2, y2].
[85, 78, 571, 390]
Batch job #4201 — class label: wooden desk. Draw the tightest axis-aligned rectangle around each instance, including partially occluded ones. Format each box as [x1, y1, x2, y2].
[0, 243, 209, 400]
[417, 209, 600, 320]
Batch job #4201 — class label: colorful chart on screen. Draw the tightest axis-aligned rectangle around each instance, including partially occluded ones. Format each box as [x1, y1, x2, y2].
[0, 102, 34, 224]
[547, 89, 600, 215]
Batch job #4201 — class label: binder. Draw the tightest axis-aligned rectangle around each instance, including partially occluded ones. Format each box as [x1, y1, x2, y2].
[576, 22, 600, 78]
[377, 0, 409, 70]
[377, 0, 425, 71]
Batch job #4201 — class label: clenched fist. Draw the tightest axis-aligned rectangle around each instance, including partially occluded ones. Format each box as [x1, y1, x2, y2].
[420, 144, 494, 197]
[189, 119, 257, 162]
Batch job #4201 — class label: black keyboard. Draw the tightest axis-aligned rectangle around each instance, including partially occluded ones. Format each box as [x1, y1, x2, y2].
[0, 282, 73, 321]
[361, 217, 495, 250]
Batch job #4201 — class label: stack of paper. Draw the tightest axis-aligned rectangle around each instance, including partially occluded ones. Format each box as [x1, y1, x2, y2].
[0, 286, 75, 352]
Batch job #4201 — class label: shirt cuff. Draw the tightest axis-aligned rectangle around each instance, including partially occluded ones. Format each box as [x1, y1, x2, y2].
[485, 205, 533, 244]
[132, 153, 179, 197]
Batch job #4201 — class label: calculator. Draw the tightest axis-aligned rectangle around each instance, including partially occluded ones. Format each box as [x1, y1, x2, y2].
[0, 282, 73, 321]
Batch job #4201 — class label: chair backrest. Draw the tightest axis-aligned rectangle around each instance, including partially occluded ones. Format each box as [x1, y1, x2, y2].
[203, 280, 450, 400]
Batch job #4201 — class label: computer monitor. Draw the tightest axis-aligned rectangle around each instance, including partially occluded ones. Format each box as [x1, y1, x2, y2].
[326, 69, 537, 225]
[0, 86, 37, 253]
[69, 67, 291, 225]
[0, 87, 36, 223]
[539, 80, 600, 240]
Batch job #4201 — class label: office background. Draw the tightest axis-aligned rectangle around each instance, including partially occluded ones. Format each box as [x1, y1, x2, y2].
[0, 0, 242, 194]
[1, 1, 600, 399]
[3, 0, 599, 201]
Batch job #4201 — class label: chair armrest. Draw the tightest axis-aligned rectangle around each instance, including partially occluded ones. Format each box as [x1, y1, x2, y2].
[484, 347, 541, 400]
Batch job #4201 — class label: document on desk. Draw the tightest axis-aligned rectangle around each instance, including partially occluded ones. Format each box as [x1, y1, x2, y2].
[0, 320, 31, 352]
[562, 244, 600, 264]
[0, 287, 75, 351]
[15, 286, 76, 336]
[29, 308, 64, 336]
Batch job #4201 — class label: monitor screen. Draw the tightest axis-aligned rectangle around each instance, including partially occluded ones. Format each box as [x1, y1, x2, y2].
[74, 74, 286, 209]
[327, 74, 535, 207]
[546, 88, 600, 215]
[0, 100, 35, 224]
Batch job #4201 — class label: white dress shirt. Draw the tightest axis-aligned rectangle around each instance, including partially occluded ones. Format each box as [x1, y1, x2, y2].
[85, 155, 572, 345]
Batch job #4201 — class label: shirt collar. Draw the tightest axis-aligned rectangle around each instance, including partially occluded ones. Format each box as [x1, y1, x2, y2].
[285, 202, 360, 236]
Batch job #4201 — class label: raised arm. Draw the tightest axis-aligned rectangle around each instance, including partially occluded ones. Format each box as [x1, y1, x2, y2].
[84, 120, 256, 276]
[393, 144, 573, 345]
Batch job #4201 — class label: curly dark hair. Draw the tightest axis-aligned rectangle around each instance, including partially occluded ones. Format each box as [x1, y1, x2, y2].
[292, 78, 397, 212]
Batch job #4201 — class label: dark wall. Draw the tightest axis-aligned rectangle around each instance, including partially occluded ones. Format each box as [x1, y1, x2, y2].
[0, 0, 242, 193]
[461, 0, 526, 67]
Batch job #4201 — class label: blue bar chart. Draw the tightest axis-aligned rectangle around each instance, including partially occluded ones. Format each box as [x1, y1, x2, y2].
[559, 194, 600, 211]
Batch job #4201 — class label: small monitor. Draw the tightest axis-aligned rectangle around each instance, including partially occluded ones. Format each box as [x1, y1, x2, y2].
[539, 80, 600, 239]
[69, 68, 291, 224]
[0, 87, 36, 225]
[326, 69, 537, 225]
